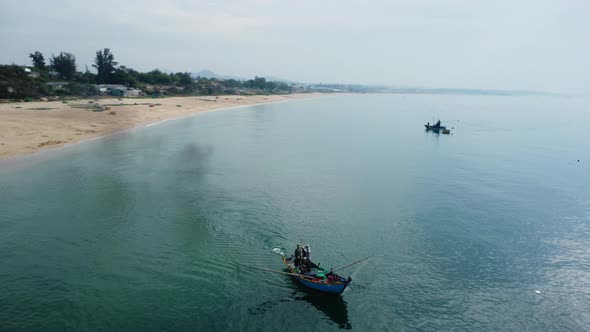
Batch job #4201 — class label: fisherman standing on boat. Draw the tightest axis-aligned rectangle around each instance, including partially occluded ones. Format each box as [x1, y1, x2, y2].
[303, 245, 312, 272]
[293, 244, 303, 268]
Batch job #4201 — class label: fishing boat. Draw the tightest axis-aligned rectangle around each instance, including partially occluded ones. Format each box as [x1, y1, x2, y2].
[242, 244, 372, 296]
[424, 119, 446, 131]
[281, 256, 351, 295]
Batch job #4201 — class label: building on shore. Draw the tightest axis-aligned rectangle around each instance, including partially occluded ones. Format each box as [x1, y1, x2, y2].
[96, 84, 144, 97]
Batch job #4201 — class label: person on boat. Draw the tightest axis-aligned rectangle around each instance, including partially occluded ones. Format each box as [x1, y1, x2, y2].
[292, 244, 303, 268]
[436, 120, 441, 128]
[302, 245, 320, 272]
[303, 245, 311, 261]
[427, 122, 430, 127]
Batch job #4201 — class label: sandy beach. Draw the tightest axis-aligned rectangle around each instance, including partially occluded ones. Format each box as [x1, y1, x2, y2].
[0, 94, 320, 160]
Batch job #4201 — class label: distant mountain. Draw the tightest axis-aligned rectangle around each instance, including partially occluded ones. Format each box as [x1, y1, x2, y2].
[191, 69, 242, 80]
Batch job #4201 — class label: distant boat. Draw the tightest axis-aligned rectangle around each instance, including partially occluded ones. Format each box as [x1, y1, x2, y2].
[425, 120, 447, 132]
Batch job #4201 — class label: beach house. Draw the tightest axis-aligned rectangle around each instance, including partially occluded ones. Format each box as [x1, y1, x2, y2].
[95, 84, 144, 97]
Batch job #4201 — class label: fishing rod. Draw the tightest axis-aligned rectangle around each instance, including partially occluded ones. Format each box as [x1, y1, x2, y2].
[331, 255, 374, 273]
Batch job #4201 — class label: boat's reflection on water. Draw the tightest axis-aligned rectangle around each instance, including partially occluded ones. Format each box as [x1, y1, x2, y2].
[249, 290, 351, 330]
[294, 291, 351, 330]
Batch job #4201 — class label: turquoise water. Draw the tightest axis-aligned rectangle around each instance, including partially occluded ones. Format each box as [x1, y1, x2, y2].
[1, 95, 589, 331]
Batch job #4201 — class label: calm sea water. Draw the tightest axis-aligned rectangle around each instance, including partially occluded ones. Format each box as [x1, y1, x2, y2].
[1, 94, 589, 331]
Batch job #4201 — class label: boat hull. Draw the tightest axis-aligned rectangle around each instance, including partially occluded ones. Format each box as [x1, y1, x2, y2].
[282, 256, 351, 295]
[295, 276, 350, 295]
[425, 125, 446, 131]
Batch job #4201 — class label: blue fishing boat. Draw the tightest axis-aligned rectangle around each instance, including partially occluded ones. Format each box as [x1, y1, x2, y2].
[243, 245, 371, 296]
[281, 256, 351, 295]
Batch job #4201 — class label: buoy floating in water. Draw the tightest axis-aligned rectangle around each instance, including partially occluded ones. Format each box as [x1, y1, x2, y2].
[535, 290, 541, 294]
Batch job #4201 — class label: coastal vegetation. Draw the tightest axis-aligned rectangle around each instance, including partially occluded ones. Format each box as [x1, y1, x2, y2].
[1, 50, 544, 101]
[0, 49, 294, 100]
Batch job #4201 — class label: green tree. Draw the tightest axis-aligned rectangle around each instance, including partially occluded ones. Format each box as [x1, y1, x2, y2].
[50, 52, 77, 80]
[277, 82, 291, 92]
[254, 76, 266, 90]
[0, 65, 46, 98]
[29, 51, 46, 70]
[139, 69, 171, 85]
[79, 66, 97, 84]
[112, 66, 139, 87]
[222, 79, 241, 88]
[93, 48, 118, 84]
[245, 76, 267, 90]
[265, 81, 277, 91]
[176, 72, 194, 87]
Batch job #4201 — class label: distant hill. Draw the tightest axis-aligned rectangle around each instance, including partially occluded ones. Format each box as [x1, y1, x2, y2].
[190, 69, 242, 80]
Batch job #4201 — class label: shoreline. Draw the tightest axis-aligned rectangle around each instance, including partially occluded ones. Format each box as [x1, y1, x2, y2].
[0, 93, 325, 162]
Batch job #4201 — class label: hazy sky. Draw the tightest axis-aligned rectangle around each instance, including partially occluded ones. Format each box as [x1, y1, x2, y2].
[1, 0, 588, 92]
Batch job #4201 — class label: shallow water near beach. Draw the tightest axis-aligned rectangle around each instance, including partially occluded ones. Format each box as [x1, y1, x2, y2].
[1, 94, 589, 331]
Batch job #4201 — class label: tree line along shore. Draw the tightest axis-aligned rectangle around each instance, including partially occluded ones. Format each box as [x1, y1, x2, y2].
[0, 48, 299, 100]
[2, 48, 552, 104]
